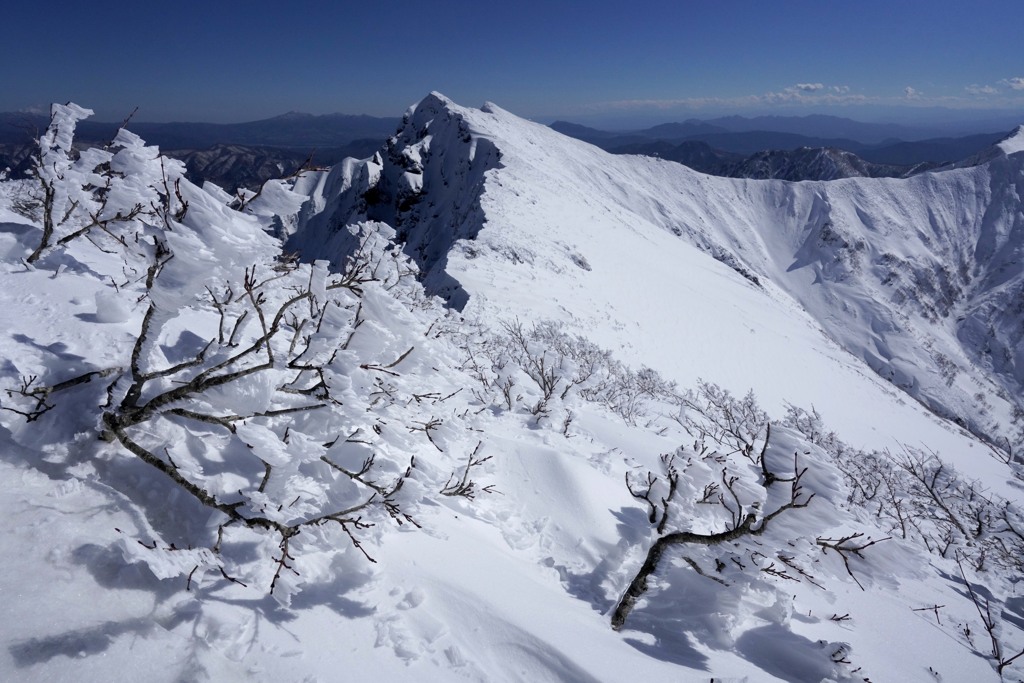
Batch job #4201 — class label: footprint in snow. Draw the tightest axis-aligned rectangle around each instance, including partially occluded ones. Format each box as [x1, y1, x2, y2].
[397, 587, 426, 610]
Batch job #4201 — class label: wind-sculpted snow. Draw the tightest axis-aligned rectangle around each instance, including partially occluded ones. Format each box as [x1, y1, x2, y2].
[1, 100, 1023, 683]
[290, 92, 502, 308]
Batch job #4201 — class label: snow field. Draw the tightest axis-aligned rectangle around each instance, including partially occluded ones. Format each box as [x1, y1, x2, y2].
[0, 97, 1022, 682]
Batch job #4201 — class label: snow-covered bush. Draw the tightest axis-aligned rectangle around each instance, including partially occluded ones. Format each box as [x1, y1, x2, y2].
[612, 383, 883, 634]
[784, 404, 1024, 576]
[1, 105, 480, 603]
[785, 403, 1024, 676]
[464, 319, 678, 426]
[18, 104, 170, 264]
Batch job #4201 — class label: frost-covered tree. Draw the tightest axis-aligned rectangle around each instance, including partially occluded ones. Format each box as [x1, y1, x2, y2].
[785, 404, 1024, 678]
[2, 104, 481, 602]
[608, 383, 883, 630]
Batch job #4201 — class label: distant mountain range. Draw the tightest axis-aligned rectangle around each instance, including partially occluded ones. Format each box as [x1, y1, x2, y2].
[0, 110, 400, 148]
[552, 112, 1018, 145]
[550, 119, 1010, 181]
[0, 110, 401, 190]
[1, 108, 1017, 189]
[694, 113, 941, 142]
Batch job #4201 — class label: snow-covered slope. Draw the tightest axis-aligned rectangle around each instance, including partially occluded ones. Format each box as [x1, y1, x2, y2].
[292, 92, 1024, 457]
[997, 125, 1024, 156]
[2, 98, 1023, 683]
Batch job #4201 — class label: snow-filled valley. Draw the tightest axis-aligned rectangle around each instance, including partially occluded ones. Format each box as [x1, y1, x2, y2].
[1, 96, 1023, 682]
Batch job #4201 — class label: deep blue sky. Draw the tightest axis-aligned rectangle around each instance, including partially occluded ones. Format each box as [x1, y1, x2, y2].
[4, 0, 1023, 125]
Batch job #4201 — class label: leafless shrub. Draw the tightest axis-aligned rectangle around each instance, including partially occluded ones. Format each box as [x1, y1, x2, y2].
[784, 404, 1024, 576]
[611, 431, 816, 630]
[441, 441, 497, 499]
[4, 148, 428, 592]
[466, 319, 678, 426]
[956, 552, 1024, 677]
[626, 452, 681, 534]
[815, 533, 890, 591]
[683, 381, 768, 462]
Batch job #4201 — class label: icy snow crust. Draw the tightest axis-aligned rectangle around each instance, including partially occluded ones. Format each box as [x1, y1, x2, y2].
[0, 97, 1021, 683]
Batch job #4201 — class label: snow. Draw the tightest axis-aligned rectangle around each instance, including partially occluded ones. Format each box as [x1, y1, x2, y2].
[998, 125, 1024, 155]
[0, 96, 1022, 683]
[296, 93, 1024, 467]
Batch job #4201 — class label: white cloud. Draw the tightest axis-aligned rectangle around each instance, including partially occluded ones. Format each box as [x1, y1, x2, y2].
[965, 84, 998, 96]
[589, 81, 863, 112]
[593, 87, 868, 111]
[585, 80, 1024, 113]
[766, 83, 856, 102]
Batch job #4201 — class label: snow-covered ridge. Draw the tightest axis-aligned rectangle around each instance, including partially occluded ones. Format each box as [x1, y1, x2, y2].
[2, 100, 1024, 683]
[998, 124, 1024, 155]
[294, 93, 1024, 453]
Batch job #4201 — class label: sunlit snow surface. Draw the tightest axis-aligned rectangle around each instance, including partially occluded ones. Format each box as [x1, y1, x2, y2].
[998, 126, 1024, 156]
[1, 97, 1022, 682]
[295, 92, 1024, 486]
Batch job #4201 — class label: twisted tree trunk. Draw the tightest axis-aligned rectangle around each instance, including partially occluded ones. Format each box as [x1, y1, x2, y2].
[611, 512, 757, 630]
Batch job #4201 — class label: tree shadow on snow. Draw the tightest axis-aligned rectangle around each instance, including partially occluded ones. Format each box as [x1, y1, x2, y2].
[547, 507, 651, 614]
[9, 539, 378, 671]
[9, 549, 201, 668]
[550, 506, 713, 671]
[0, 221, 36, 237]
[611, 569, 730, 673]
[619, 612, 710, 671]
[733, 623, 839, 682]
[3, 444, 378, 672]
[1003, 595, 1024, 632]
[10, 333, 88, 364]
[8, 609, 198, 668]
[0, 222, 38, 260]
